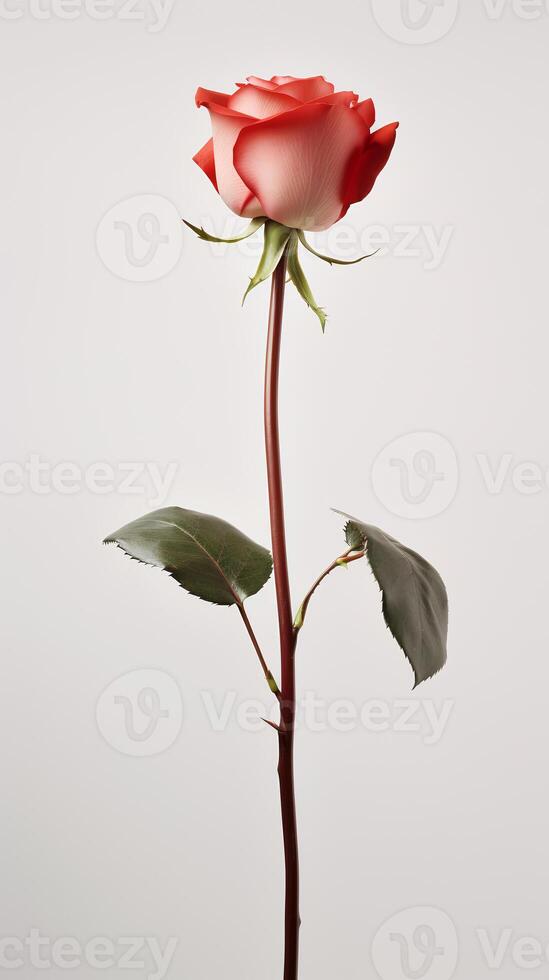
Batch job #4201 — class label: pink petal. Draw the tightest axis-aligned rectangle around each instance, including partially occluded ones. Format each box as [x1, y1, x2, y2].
[355, 98, 375, 127]
[270, 75, 298, 86]
[199, 101, 262, 217]
[192, 138, 217, 191]
[234, 103, 368, 232]
[195, 86, 231, 108]
[274, 76, 335, 103]
[314, 90, 359, 107]
[343, 122, 399, 209]
[229, 84, 300, 119]
[246, 75, 277, 90]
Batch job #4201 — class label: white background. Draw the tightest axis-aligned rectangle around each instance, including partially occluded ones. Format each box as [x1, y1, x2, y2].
[1, 1, 548, 978]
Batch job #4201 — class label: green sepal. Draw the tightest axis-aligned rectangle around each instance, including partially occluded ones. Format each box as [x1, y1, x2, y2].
[298, 230, 377, 267]
[287, 235, 327, 331]
[243, 221, 293, 304]
[183, 217, 266, 244]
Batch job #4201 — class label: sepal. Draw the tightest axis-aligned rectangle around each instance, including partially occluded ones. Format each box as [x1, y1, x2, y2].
[287, 234, 327, 331]
[298, 230, 377, 266]
[243, 221, 293, 303]
[183, 217, 266, 244]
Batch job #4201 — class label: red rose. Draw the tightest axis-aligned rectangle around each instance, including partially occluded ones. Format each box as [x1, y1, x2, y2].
[193, 75, 399, 232]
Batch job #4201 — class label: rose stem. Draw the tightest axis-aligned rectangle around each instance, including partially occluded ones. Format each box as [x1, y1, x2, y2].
[264, 249, 300, 980]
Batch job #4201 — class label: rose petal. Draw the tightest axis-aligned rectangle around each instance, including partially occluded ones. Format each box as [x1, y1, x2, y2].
[202, 103, 263, 217]
[314, 90, 359, 107]
[355, 98, 375, 127]
[342, 122, 399, 209]
[229, 84, 300, 119]
[246, 75, 277, 90]
[270, 75, 298, 86]
[274, 76, 335, 103]
[192, 139, 217, 191]
[234, 103, 368, 232]
[195, 86, 231, 108]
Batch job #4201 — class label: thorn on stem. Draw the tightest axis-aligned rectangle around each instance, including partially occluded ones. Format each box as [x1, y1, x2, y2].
[262, 718, 281, 733]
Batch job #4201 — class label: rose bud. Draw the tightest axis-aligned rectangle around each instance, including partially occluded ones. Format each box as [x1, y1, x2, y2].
[193, 74, 398, 232]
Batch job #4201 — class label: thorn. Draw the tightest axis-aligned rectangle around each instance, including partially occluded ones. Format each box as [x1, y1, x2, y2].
[262, 718, 281, 733]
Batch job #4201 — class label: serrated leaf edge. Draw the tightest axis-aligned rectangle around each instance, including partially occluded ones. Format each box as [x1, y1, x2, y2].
[104, 516, 273, 608]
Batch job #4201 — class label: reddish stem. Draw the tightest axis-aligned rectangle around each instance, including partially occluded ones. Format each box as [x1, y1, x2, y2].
[264, 252, 300, 980]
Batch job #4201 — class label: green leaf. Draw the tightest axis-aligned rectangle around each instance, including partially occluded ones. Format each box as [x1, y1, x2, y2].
[335, 511, 448, 687]
[104, 507, 273, 607]
[287, 235, 327, 331]
[183, 217, 266, 244]
[243, 220, 292, 303]
[298, 230, 377, 267]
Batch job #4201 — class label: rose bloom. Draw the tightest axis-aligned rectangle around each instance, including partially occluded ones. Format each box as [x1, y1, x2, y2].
[193, 74, 398, 233]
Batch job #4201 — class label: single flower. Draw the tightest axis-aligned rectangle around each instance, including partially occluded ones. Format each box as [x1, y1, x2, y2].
[193, 74, 398, 232]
